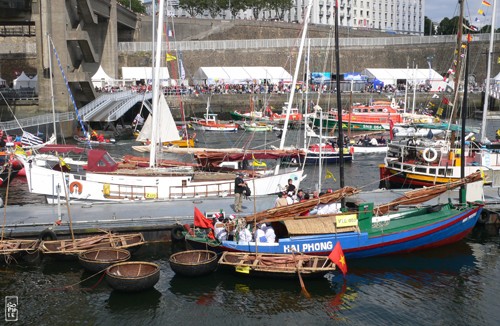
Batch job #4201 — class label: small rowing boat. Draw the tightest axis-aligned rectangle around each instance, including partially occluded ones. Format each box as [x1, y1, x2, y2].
[169, 250, 218, 277]
[106, 261, 160, 292]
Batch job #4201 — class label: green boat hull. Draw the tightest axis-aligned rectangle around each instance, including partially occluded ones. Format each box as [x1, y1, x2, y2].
[313, 118, 386, 131]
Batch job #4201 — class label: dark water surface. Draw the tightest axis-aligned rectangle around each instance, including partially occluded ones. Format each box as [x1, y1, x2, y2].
[1, 124, 499, 325]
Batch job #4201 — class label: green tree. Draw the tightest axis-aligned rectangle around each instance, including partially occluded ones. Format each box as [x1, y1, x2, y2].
[267, 0, 293, 20]
[436, 16, 470, 35]
[424, 16, 435, 36]
[117, 0, 145, 14]
[179, 0, 201, 17]
[251, 0, 268, 20]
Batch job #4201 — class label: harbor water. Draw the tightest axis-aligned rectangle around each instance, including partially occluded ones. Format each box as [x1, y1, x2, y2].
[1, 124, 499, 325]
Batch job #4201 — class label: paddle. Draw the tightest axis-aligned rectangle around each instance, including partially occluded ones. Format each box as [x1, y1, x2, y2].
[292, 249, 311, 298]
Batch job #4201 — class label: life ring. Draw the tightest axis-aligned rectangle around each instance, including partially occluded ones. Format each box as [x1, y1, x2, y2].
[39, 228, 57, 241]
[69, 181, 83, 194]
[171, 225, 186, 241]
[422, 148, 438, 163]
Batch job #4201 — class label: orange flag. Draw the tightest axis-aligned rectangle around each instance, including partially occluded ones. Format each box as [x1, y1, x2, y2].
[194, 207, 213, 229]
[329, 242, 348, 277]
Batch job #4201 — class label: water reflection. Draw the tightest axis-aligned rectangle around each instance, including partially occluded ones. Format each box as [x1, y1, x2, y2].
[106, 287, 162, 312]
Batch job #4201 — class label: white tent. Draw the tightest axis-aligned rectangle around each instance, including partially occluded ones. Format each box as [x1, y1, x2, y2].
[13, 71, 35, 89]
[494, 72, 500, 84]
[121, 67, 170, 86]
[193, 66, 292, 85]
[91, 66, 114, 88]
[361, 68, 453, 92]
[31, 74, 38, 93]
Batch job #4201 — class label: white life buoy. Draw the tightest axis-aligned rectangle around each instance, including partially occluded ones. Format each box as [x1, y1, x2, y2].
[422, 147, 438, 162]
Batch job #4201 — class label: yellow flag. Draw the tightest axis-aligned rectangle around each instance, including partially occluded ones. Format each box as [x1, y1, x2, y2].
[497, 56, 500, 64]
[14, 145, 26, 156]
[325, 169, 336, 181]
[59, 156, 70, 171]
[166, 53, 177, 62]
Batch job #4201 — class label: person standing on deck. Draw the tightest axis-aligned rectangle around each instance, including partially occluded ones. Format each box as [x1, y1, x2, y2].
[234, 172, 247, 213]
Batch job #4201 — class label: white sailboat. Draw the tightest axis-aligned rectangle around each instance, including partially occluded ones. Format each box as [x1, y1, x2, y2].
[132, 94, 194, 151]
[16, 0, 304, 204]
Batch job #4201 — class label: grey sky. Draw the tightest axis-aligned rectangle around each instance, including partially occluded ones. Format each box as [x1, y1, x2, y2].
[425, 0, 498, 27]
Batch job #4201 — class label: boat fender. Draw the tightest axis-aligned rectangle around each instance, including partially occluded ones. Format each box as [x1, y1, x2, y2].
[171, 225, 186, 241]
[39, 228, 57, 241]
[69, 181, 83, 194]
[349, 146, 354, 155]
[422, 148, 438, 163]
[183, 223, 195, 236]
[478, 210, 490, 224]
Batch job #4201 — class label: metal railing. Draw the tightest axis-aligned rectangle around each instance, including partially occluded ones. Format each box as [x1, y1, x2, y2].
[118, 34, 498, 52]
[0, 111, 75, 131]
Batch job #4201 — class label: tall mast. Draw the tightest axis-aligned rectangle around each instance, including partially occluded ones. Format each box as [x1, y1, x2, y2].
[149, 0, 165, 167]
[277, 0, 313, 150]
[334, 0, 345, 209]
[480, 0, 497, 142]
[450, 0, 465, 124]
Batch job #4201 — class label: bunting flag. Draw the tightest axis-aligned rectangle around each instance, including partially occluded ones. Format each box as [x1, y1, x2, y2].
[58, 156, 70, 171]
[467, 34, 473, 42]
[14, 145, 26, 156]
[482, 0, 491, 6]
[325, 169, 336, 181]
[194, 207, 213, 229]
[166, 53, 177, 62]
[442, 97, 450, 105]
[437, 107, 444, 116]
[329, 242, 348, 277]
[21, 131, 44, 147]
[498, 56, 500, 64]
[478, 9, 485, 16]
[428, 102, 435, 107]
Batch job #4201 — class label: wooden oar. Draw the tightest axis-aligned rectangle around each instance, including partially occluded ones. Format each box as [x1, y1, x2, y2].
[292, 250, 311, 298]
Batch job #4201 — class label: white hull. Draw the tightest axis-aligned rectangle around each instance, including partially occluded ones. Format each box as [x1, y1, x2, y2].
[191, 124, 238, 132]
[351, 145, 388, 154]
[19, 155, 304, 204]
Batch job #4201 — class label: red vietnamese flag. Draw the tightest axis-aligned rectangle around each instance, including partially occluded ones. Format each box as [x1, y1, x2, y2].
[194, 207, 213, 229]
[329, 242, 348, 277]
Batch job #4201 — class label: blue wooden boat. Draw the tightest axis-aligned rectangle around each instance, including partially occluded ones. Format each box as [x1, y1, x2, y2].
[185, 201, 482, 259]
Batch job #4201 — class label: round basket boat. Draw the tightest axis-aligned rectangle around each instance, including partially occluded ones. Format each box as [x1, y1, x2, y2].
[78, 248, 131, 273]
[169, 250, 218, 277]
[105, 261, 160, 292]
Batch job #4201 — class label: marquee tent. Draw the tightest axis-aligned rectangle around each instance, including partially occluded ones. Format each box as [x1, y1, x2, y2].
[361, 68, 453, 92]
[92, 66, 114, 88]
[193, 66, 292, 85]
[121, 67, 170, 86]
[13, 71, 36, 89]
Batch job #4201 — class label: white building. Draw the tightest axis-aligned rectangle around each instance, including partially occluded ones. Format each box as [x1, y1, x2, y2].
[142, 0, 425, 35]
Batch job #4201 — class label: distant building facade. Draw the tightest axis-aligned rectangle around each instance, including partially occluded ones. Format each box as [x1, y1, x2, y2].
[142, 0, 424, 35]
